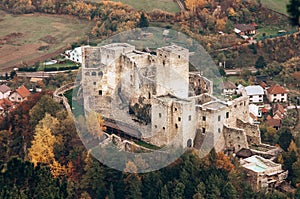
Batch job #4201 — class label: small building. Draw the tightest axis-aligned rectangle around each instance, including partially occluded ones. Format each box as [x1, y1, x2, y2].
[272, 103, 286, 120]
[266, 115, 281, 130]
[241, 155, 288, 191]
[234, 24, 256, 36]
[9, 85, 31, 103]
[0, 84, 11, 99]
[245, 85, 264, 103]
[266, 84, 288, 103]
[65, 45, 89, 64]
[249, 104, 262, 124]
[219, 81, 236, 95]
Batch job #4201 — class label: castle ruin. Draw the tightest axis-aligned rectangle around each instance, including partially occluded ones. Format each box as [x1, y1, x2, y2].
[81, 43, 261, 152]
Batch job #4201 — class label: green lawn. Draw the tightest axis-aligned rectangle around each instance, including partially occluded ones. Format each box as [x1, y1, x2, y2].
[87, 0, 180, 12]
[38, 60, 79, 71]
[261, 0, 289, 15]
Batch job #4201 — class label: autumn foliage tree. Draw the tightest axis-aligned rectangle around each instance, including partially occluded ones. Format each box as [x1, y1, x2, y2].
[28, 113, 66, 177]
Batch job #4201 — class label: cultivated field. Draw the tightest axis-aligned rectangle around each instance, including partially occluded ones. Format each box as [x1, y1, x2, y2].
[87, 0, 180, 12]
[261, 0, 289, 15]
[0, 11, 94, 72]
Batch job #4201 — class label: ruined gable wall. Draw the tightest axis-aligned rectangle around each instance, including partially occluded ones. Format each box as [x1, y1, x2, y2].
[236, 119, 261, 145]
[223, 125, 249, 151]
[195, 106, 226, 152]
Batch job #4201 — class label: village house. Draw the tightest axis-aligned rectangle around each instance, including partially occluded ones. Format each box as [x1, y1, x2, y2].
[272, 103, 286, 120]
[65, 45, 89, 64]
[266, 84, 288, 103]
[244, 85, 264, 103]
[9, 85, 31, 103]
[266, 115, 281, 130]
[219, 80, 236, 95]
[234, 23, 257, 39]
[249, 104, 262, 124]
[241, 155, 288, 191]
[0, 84, 11, 99]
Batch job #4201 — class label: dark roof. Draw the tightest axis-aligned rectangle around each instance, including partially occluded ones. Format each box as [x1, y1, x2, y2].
[234, 24, 256, 32]
[236, 148, 252, 158]
[267, 84, 287, 94]
[266, 118, 281, 127]
[0, 84, 11, 94]
[219, 81, 236, 90]
[255, 75, 268, 82]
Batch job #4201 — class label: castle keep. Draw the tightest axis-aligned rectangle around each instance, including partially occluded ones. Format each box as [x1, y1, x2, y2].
[81, 43, 261, 152]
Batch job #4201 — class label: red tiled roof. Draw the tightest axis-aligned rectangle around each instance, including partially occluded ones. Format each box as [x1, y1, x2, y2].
[0, 84, 11, 94]
[267, 84, 287, 94]
[272, 103, 285, 115]
[0, 98, 13, 107]
[261, 108, 269, 113]
[259, 81, 267, 89]
[15, 85, 30, 98]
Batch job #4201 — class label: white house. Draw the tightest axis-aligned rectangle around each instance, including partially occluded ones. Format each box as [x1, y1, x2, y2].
[9, 85, 31, 103]
[244, 85, 264, 103]
[249, 104, 262, 124]
[236, 84, 245, 95]
[65, 45, 90, 64]
[266, 84, 288, 103]
[0, 84, 11, 99]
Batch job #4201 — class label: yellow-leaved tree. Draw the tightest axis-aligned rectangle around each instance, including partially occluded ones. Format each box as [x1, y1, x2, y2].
[28, 113, 66, 177]
[86, 111, 106, 137]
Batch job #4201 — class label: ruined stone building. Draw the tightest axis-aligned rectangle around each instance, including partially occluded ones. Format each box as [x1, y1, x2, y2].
[240, 155, 288, 191]
[81, 43, 261, 152]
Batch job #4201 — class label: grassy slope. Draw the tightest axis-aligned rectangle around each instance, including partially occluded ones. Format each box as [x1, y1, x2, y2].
[261, 0, 289, 15]
[0, 11, 94, 69]
[87, 0, 180, 12]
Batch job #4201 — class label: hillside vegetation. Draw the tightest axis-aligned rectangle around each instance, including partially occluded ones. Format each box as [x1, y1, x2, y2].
[0, 11, 94, 70]
[261, 0, 289, 15]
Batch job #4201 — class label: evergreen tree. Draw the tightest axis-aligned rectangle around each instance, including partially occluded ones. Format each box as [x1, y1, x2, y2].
[159, 185, 170, 199]
[255, 56, 266, 69]
[108, 183, 115, 199]
[222, 182, 238, 199]
[81, 152, 106, 199]
[29, 95, 61, 126]
[278, 127, 294, 151]
[124, 173, 143, 199]
[287, 0, 300, 26]
[138, 13, 149, 28]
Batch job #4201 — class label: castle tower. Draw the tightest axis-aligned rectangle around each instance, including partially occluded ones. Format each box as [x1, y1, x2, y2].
[156, 45, 189, 98]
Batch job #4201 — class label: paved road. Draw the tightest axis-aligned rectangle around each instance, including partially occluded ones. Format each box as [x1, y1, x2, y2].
[16, 70, 79, 78]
